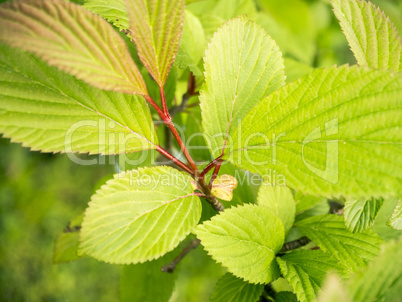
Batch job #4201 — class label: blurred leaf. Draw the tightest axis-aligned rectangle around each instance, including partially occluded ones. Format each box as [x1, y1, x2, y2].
[194, 204, 284, 284]
[348, 239, 402, 301]
[275, 291, 298, 302]
[277, 250, 348, 302]
[84, 0, 129, 31]
[344, 197, 384, 232]
[120, 251, 177, 302]
[257, 183, 295, 235]
[126, 0, 185, 87]
[0, 43, 157, 154]
[175, 10, 206, 76]
[317, 275, 352, 302]
[296, 214, 383, 273]
[372, 197, 402, 240]
[331, 0, 402, 71]
[387, 198, 402, 230]
[0, 0, 147, 94]
[53, 213, 84, 263]
[210, 272, 264, 302]
[79, 166, 201, 264]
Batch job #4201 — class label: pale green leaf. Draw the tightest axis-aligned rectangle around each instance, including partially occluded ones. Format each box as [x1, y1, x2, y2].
[79, 166, 201, 264]
[187, 0, 257, 20]
[201, 15, 285, 159]
[125, 0, 185, 87]
[296, 214, 383, 273]
[348, 239, 402, 301]
[331, 0, 402, 71]
[0, 43, 157, 154]
[84, 0, 129, 32]
[120, 250, 177, 302]
[387, 198, 402, 230]
[0, 0, 147, 94]
[344, 197, 384, 232]
[194, 204, 285, 284]
[257, 183, 295, 235]
[317, 275, 352, 302]
[210, 272, 264, 302]
[53, 213, 84, 263]
[174, 10, 206, 77]
[372, 197, 402, 240]
[294, 192, 327, 214]
[277, 250, 348, 302]
[227, 66, 402, 198]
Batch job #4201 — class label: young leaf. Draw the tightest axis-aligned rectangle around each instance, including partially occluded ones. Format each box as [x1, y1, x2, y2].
[0, 0, 147, 94]
[194, 204, 285, 284]
[79, 166, 202, 264]
[200, 15, 286, 159]
[0, 43, 157, 154]
[257, 183, 295, 235]
[344, 197, 384, 232]
[120, 251, 177, 302]
[277, 250, 348, 302]
[210, 272, 264, 302]
[348, 239, 402, 302]
[331, 0, 402, 71]
[228, 66, 402, 198]
[125, 0, 185, 87]
[387, 198, 402, 230]
[210, 174, 238, 202]
[296, 214, 383, 273]
[84, 0, 129, 32]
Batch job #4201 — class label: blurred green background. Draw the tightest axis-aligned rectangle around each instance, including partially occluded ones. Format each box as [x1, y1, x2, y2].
[0, 0, 401, 301]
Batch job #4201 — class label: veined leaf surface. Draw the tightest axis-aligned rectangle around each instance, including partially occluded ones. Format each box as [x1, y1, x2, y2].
[194, 204, 284, 284]
[79, 166, 201, 264]
[0, 0, 147, 94]
[344, 197, 384, 232]
[227, 66, 402, 198]
[200, 15, 286, 158]
[331, 0, 402, 71]
[0, 43, 157, 154]
[125, 0, 185, 87]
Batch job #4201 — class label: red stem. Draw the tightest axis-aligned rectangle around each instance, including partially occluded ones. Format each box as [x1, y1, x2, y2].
[200, 156, 224, 181]
[209, 163, 222, 187]
[160, 86, 169, 117]
[156, 145, 194, 175]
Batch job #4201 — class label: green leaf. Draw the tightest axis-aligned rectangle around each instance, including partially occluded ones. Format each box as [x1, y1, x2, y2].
[317, 275, 352, 302]
[348, 239, 402, 302]
[296, 214, 383, 273]
[387, 198, 402, 230]
[344, 197, 384, 232]
[275, 292, 298, 302]
[210, 272, 264, 302]
[0, 0, 146, 94]
[257, 183, 295, 235]
[194, 204, 285, 284]
[120, 251, 177, 302]
[200, 15, 286, 159]
[277, 250, 348, 302]
[331, 0, 402, 71]
[174, 10, 206, 77]
[53, 213, 84, 263]
[84, 0, 129, 32]
[0, 43, 157, 154]
[79, 166, 202, 264]
[125, 0, 185, 87]
[294, 192, 327, 214]
[372, 197, 402, 240]
[227, 66, 402, 198]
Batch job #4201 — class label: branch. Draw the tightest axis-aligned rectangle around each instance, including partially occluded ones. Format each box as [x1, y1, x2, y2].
[279, 236, 311, 253]
[161, 239, 201, 273]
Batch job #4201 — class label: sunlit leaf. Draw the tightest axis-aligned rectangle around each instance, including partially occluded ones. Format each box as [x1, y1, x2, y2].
[125, 0, 185, 87]
[0, 0, 147, 94]
[79, 166, 201, 264]
[194, 204, 284, 284]
[84, 0, 129, 32]
[344, 197, 384, 232]
[331, 0, 402, 71]
[227, 66, 402, 198]
[387, 198, 402, 230]
[201, 15, 285, 159]
[0, 43, 157, 154]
